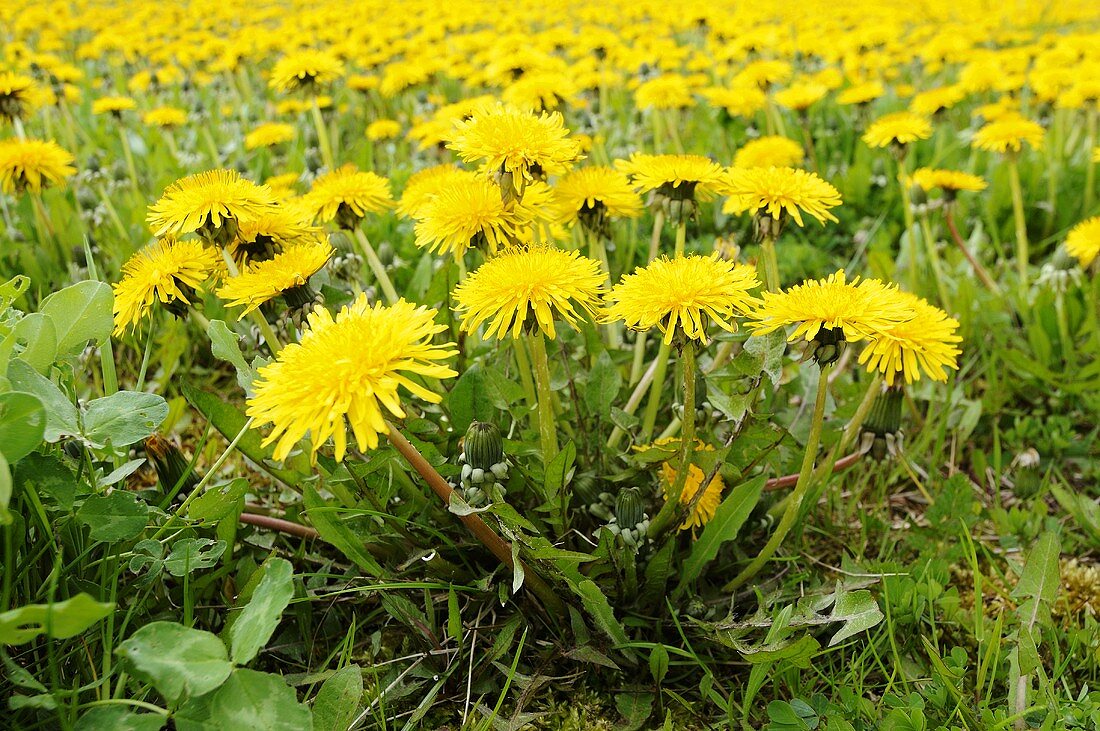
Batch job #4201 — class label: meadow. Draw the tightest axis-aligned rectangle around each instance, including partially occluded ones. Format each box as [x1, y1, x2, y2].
[0, 0, 1098, 728]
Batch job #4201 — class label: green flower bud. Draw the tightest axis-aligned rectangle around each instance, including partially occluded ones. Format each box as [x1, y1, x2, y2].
[144, 435, 200, 493]
[614, 487, 645, 529]
[464, 421, 503, 471]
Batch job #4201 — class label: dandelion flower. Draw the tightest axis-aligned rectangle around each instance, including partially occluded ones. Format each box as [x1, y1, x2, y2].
[269, 49, 345, 93]
[217, 240, 332, 316]
[453, 245, 604, 340]
[264, 172, 302, 200]
[701, 86, 767, 119]
[147, 169, 279, 242]
[972, 115, 1045, 154]
[773, 83, 828, 112]
[245, 122, 295, 150]
[721, 166, 842, 226]
[397, 165, 478, 220]
[748, 270, 913, 349]
[447, 103, 583, 191]
[858, 292, 961, 384]
[227, 205, 322, 264]
[0, 71, 39, 121]
[553, 166, 643, 231]
[366, 119, 401, 141]
[604, 254, 761, 344]
[246, 295, 458, 461]
[303, 164, 393, 229]
[659, 444, 723, 532]
[91, 96, 136, 115]
[910, 85, 966, 116]
[142, 106, 187, 129]
[1065, 217, 1100, 268]
[616, 153, 726, 201]
[0, 138, 75, 194]
[112, 237, 220, 335]
[733, 136, 804, 170]
[837, 80, 885, 106]
[635, 74, 695, 110]
[910, 168, 987, 198]
[862, 111, 932, 148]
[413, 177, 524, 257]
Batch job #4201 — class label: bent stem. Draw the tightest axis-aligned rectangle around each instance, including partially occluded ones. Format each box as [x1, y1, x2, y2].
[526, 331, 559, 463]
[944, 206, 1001, 296]
[384, 423, 564, 615]
[1007, 155, 1029, 300]
[725, 361, 833, 591]
[647, 341, 696, 537]
[353, 227, 399, 304]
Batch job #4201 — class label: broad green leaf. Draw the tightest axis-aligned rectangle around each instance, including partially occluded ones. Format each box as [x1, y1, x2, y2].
[226, 557, 294, 664]
[174, 669, 313, 731]
[679, 476, 764, 588]
[723, 634, 820, 667]
[38, 280, 113, 357]
[207, 320, 254, 391]
[83, 391, 169, 448]
[311, 665, 363, 731]
[0, 593, 113, 645]
[584, 351, 621, 416]
[543, 440, 575, 504]
[614, 692, 653, 731]
[302, 484, 384, 577]
[1012, 531, 1061, 628]
[648, 644, 669, 685]
[76, 491, 149, 543]
[12, 313, 57, 374]
[164, 539, 226, 577]
[0, 391, 45, 463]
[6, 359, 79, 442]
[13, 453, 78, 511]
[100, 458, 146, 486]
[74, 706, 166, 731]
[115, 621, 233, 705]
[188, 479, 249, 525]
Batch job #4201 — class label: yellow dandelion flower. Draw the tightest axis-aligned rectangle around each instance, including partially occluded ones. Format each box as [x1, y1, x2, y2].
[347, 75, 379, 93]
[453, 245, 604, 340]
[701, 86, 767, 119]
[303, 164, 393, 228]
[147, 169, 279, 241]
[264, 172, 302, 200]
[635, 74, 695, 110]
[269, 49, 345, 93]
[112, 237, 220, 335]
[447, 103, 584, 190]
[736, 60, 792, 89]
[245, 122, 295, 150]
[366, 119, 401, 141]
[773, 82, 828, 112]
[858, 292, 961, 384]
[217, 240, 333, 316]
[0, 71, 41, 120]
[747, 270, 912, 345]
[660, 452, 723, 532]
[733, 136, 804, 170]
[1093, 146, 1100, 163]
[552, 166, 644, 228]
[502, 71, 580, 112]
[862, 112, 933, 148]
[909, 85, 966, 116]
[615, 153, 726, 201]
[91, 96, 136, 115]
[397, 165, 478, 220]
[246, 295, 458, 461]
[972, 115, 1045, 154]
[1065, 217, 1100, 268]
[837, 80, 884, 106]
[910, 168, 987, 196]
[227, 205, 322, 264]
[604, 254, 761, 345]
[0, 138, 75, 194]
[142, 106, 187, 129]
[413, 177, 524, 257]
[721, 166, 842, 226]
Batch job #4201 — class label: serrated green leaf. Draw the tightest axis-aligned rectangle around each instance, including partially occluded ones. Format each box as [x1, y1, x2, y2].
[679, 476, 764, 588]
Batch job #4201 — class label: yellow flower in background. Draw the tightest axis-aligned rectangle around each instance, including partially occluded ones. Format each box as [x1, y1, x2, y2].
[635, 74, 695, 110]
[733, 136, 804, 170]
[91, 95, 136, 115]
[604, 254, 761, 344]
[303, 164, 393, 228]
[217, 240, 333, 316]
[659, 445, 723, 532]
[396, 164, 478, 220]
[227, 205, 321, 264]
[503, 71, 580, 112]
[858, 292, 961, 384]
[147, 169, 279, 240]
[264, 172, 302, 200]
[972, 115, 1045, 154]
[616, 153, 726, 201]
[245, 122, 295, 150]
[702, 86, 767, 119]
[910, 85, 966, 116]
[552, 166, 644, 227]
[413, 177, 524, 257]
[454, 245, 604, 339]
[1093, 147, 1100, 163]
[0, 71, 40, 120]
[910, 168, 987, 196]
[142, 106, 187, 129]
[112, 237, 220, 335]
[366, 119, 401, 141]
[773, 82, 828, 112]
[837, 80, 884, 106]
[1065, 217, 1100, 268]
[269, 49, 345, 93]
[748, 270, 912, 345]
[721, 166, 842, 226]
[447, 103, 583, 190]
[0, 138, 75, 194]
[862, 111, 933, 148]
[246, 295, 457, 461]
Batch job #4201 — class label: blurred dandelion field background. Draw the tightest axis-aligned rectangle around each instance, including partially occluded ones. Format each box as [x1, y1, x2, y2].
[1, 0, 1099, 728]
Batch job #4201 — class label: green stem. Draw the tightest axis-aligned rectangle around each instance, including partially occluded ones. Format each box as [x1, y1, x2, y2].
[918, 213, 951, 309]
[760, 234, 780, 292]
[135, 312, 158, 392]
[648, 342, 696, 537]
[118, 126, 140, 196]
[83, 239, 118, 398]
[630, 209, 667, 386]
[725, 362, 833, 591]
[511, 336, 539, 425]
[526, 331, 559, 463]
[1007, 156, 1029, 300]
[606, 358, 658, 450]
[220, 250, 283, 354]
[353, 227, 399, 304]
[311, 97, 336, 170]
[673, 219, 686, 256]
[639, 338, 672, 444]
[897, 155, 919, 293]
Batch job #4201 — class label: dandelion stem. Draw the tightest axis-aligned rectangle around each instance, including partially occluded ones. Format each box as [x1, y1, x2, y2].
[725, 361, 833, 591]
[630, 208, 667, 385]
[918, 213, 951, 309]
[606, 357, 658, 450]
[311, 98, 336, 170]
[639, 338, 672, 444]
[511, 337, 539, 427]
[135, 312, 158, 392]
[1085, 107, 1097, 216]
[220, 249, 283, 354]
[118, 126, 141, 196]
[759, 234, 781, 292]
[526, 331, 559, 463]
[1007, 155, 1030, 299]
[352, 227, 399, 304]
[944, 206, 1001, 295]
[896, 154, 920, 293]
[648, 342, 696, 537]
[673, 218, 686, 257]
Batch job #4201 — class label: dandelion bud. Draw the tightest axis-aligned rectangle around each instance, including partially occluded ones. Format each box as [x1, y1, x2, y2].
[145, 435, 201, 493]
[810, 326, 846, 366]
[464, 421, 504, 472]
[861, 384, 904, 460]
[614, 487, 646, 530]
[334, 202, 364, 231]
